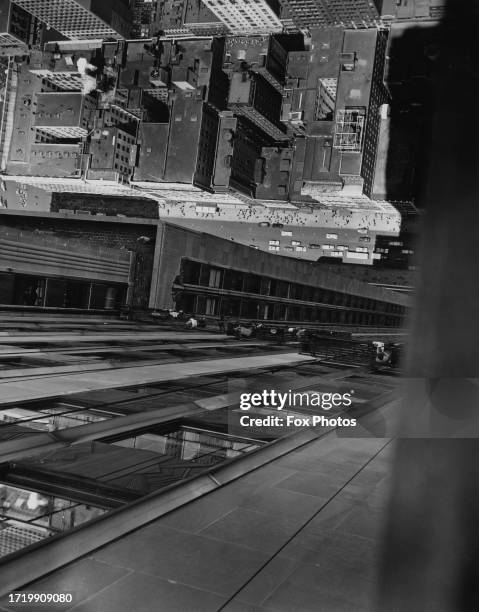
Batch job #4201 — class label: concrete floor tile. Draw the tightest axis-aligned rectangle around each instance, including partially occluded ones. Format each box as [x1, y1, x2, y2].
[278, 529, 379, 580]
[161, 483, 256, 533]
[261, 582, 363, 612]
[222, 602, 268, 612]
[300, 496, 357, 534]
[263, 563, 376, 611]
[236, 465, 297, 488]
[68, 571, 225, 612]
[334, 504, 386, 540]
[0, 559, 130, 612]
[233, 556, 298, 606]
[275, 471, 346, 498]
[239, 486, 326, 526]
[94, 528, 269, 596]
[200, 508, 299, 553]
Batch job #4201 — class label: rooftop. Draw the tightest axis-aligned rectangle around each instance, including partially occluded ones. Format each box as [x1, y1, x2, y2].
[33, 92, 85, 128]
[134, 122, 169, 182]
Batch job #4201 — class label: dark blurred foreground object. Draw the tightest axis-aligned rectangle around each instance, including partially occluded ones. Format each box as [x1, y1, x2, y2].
[377, 1, 479, 611]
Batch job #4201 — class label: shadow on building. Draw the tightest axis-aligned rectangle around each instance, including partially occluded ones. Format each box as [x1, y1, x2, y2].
[378, 1, 479, 609]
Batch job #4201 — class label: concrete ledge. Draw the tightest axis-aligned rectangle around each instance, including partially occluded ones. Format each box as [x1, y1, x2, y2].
[0, 427, 320, 597]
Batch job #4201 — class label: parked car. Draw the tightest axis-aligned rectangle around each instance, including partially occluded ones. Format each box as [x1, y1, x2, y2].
[258, 221, 270, 227]
[359, 236, 371, 243]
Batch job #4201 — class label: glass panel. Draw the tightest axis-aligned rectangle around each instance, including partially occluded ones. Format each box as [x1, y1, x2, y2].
[0, 483, 105, 559]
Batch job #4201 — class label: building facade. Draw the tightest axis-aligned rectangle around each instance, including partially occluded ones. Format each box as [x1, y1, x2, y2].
[281, 0, 383, 30]
[201, 0, 283, 35]
[153, 222, 410, 326]
[12, 0, 132, 40]
[0, 207, 409, 325]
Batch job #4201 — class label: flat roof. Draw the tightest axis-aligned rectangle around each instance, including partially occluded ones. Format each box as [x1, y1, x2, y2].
[228, 72, 253, 104]
[34, 92, 84, 127]
[135, 123, 169, 182]
[163, 96, 205, 183]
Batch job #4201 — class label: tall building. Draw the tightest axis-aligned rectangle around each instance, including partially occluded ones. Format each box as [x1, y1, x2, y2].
[201, 112, 266, 196]
[130, 0, 158, 38]
[227, 71, 288, 141]
[223, 35, 288, 92]
[281, 0, 383, 30]
[0, 0, 41, 54]
[284, 28, 390, 202]
[132, 38, 229, 186]
[201, 0, 283, 35]
[12, 0, 132, 40]
[154, 0, 227, 39]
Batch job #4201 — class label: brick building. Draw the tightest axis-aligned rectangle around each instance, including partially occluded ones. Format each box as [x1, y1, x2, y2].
[201, 0, 283, 35]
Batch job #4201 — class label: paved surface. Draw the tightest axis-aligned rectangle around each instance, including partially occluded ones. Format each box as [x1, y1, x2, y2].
[0, 353, 315, 405]
[0, 411, 396, 612]
[169, 217, 389, 265]
[0, 332, 229, 345]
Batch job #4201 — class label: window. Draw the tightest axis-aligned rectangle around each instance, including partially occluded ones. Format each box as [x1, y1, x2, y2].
[208, 268, 222, 288]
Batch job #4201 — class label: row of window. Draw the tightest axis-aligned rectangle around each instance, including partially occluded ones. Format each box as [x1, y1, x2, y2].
[180, 260, 406, 316]
[177, 292, 403, 327]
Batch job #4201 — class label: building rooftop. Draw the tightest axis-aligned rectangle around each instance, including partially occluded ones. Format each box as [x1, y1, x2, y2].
[134, 123, 169, 182]
[255, 145, 294, 201]
[33, 92, 86, 128]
